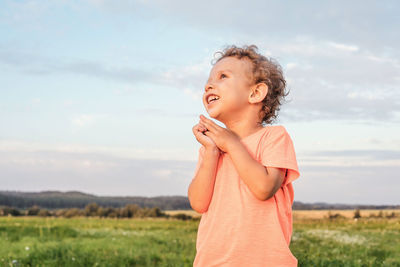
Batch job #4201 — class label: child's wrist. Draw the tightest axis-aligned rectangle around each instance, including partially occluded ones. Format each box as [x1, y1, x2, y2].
[204, 146, 220, 156]
[225, 139, 241, 155]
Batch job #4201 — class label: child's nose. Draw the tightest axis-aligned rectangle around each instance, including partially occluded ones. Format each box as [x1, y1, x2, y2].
[205, 82, 214, 92]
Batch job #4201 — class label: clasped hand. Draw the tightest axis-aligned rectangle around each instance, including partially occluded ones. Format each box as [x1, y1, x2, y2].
[193, 114, 241, 153]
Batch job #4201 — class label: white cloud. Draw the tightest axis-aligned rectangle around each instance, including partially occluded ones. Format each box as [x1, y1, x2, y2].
[69, 114, 112, 129]
[285, 63, 297, 70]
[298, 150, 400, 167]
[159, 55, 210, 90]
[327, 41, 359, 52]
[0, 139, 198, 161]
[31, 97, 41, 103]
[71, 114, 96, 127]
[346, 91, 386, 100]
[3, 35, 398, 123]
[112, 85, 136, 95]
[152, 169, 173, 179]
[0, 47, 211, 94]
[83, 0, 400, 53]
[0, 145, 196, 196]
[0, 143, 399, 203]
[258, 36, 400, 122]
[183, 88, 203, 101]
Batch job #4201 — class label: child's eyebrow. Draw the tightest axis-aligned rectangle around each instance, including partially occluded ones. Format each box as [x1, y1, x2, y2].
[210, 70, 233, 77]
[218, 69, 233, 74]
[207, 69, 233, 83]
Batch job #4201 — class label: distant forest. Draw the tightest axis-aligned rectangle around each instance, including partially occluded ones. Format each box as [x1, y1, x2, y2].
[0, 191, 191, 210]
[0, 190, 398, 210]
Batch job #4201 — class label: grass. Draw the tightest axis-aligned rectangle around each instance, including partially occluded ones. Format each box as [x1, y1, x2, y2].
[0, 217, 197, 266]
[292, 217, 400, 266]
[0, 211, 399, 266]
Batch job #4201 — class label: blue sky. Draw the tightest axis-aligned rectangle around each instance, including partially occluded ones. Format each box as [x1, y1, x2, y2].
[1, 0, 399, 205]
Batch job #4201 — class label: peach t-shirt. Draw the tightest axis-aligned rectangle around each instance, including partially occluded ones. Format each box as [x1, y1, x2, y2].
[191, 125, 300, 267]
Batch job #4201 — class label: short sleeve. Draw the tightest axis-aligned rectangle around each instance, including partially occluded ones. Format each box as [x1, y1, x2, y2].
[260, 126, 300, 186]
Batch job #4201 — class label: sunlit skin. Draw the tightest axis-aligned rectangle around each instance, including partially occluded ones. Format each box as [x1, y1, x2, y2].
[189, 56, 286, 213]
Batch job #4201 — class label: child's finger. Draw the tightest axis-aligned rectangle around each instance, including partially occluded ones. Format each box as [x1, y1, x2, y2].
[201, 122, 217, 133]
[204, 129, 216, 139]
[200, 115, 218, 126]
[197, 122, 207, 132]
[193, 124, 206, 136]
[199, 117, 218, 132]
[200, 115, 220, 130]
[193, 124, 202, 132]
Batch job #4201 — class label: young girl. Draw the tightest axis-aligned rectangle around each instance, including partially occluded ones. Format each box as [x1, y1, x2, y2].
[188, 45, 300, 266]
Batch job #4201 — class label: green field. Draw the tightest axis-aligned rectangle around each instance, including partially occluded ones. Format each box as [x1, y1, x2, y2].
[0, 215, 399, 266]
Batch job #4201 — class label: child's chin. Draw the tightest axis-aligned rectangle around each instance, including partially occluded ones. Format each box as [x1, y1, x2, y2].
[209, 114, 223, 122]
[206, 107, 224, 120]
[206, 111, 218, 119]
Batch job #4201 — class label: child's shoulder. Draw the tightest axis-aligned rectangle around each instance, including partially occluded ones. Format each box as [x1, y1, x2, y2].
[262, 124, 293, 144]
[267, 124, 286, 130]
[265, 124, 288, 135]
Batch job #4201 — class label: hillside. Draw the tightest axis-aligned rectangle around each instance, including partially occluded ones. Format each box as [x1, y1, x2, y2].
[0, 190, 398, 210]
[0, 190, 191, 210]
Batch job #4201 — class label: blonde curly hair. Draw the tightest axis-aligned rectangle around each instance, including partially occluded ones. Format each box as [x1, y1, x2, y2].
[212, 44, 289, 125]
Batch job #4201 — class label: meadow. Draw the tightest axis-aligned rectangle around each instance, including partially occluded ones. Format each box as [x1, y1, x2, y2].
[0, 210, 399, 267]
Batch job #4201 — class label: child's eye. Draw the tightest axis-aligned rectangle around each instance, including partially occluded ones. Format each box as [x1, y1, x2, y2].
[220, 73, 227, 79]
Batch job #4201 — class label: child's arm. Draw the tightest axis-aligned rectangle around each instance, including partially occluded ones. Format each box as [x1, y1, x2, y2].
[199, 115, 285, 201]
[227, 141, 286, 201]
[187, 147, 220, 213]
[188, 122, 221, 213]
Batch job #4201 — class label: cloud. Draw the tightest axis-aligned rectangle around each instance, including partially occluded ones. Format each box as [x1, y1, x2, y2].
[258, 37, 400, 123]
[69, 114, 111, 134]
[0, 47, 210, 92]
[71, 114, 96, 127]
[84, 0, 400, 50]
[152, 169, 173, 180]
[160, 56, 210, 89]
[295, 164, 400, 205]
[298, 149, 400, 167]
[1, 0, 52, 26]
[2, 39, 399, 124]
[294, 148, 400, 205]
[70, 114, 107, 127]
[327, 42, 359, 52]
[0, 145, 196, 197]
[183, 88, 203, 101]
[1, 1, 399, 124]
[80, 0, 400, 125]
[0, 139, 198, 162]
[0, 139, 398, 204]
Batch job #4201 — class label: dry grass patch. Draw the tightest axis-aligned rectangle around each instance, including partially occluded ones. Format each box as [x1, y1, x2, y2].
[164, 210, 202, 218]
[293, 209, 400, 220]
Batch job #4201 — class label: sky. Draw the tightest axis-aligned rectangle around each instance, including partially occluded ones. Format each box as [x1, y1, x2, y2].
[0, 0, 399, 205]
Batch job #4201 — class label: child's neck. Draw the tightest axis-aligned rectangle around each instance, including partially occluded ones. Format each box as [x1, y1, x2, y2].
[224, 119, 264, 140]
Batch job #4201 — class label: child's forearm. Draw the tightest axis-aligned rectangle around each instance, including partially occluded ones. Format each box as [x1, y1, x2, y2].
[227, 141, 280, 201]
[188, 147, 220, 213]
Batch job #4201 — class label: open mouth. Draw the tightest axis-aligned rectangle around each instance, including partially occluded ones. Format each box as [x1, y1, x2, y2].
[207, 94, 220, 104]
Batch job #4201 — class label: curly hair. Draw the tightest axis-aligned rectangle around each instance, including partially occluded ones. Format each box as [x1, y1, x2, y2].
[212, 44, 289, 125]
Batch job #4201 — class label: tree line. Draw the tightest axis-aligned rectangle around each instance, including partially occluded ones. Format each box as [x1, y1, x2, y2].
[2, 190, 398, 211]
[0, 190, 191, 210]
[0, 202, 194, 220]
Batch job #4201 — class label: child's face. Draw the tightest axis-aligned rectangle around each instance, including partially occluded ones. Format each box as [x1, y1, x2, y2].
[203, 56, 254, 122]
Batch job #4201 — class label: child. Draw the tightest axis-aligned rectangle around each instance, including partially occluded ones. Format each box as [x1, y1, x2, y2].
[188, 45, 300, 266]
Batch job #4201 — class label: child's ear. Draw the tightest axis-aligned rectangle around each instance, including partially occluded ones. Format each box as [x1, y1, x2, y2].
[248, 83, 268, 104]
